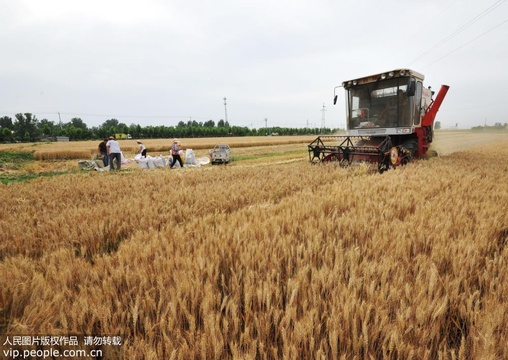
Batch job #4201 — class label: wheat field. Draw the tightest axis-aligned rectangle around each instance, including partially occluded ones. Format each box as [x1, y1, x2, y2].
[0, 136, 317, 162]
[1, 134, 508, 359]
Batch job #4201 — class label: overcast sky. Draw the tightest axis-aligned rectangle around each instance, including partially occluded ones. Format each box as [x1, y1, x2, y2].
[1, 0, 507, 130]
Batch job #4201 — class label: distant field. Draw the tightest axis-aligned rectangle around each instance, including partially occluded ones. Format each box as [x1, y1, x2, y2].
[0, 130, 507, 165]
[1, 130, 506, 156]
[1, 131, 507, 183]
[0, 135, 317, 156]
[431, 130, 508, 155]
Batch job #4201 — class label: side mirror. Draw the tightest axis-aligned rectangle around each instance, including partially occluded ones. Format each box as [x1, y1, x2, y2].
[333, 85, 342, 105]
[407, 79, 416, 96]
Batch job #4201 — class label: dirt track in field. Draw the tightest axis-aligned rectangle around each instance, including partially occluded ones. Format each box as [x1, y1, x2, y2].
[431, 130, 508, 156]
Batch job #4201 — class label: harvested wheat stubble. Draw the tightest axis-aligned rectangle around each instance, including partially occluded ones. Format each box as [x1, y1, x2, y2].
[1, 140, 508, 359]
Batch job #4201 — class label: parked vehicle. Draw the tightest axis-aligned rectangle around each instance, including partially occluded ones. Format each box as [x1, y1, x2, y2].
[209, 144, 231, 164]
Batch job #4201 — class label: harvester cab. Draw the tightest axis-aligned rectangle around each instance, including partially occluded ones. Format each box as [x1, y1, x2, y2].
[309, 69, 449, 172]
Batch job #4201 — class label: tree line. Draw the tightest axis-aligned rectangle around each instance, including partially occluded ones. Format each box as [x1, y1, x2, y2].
[0, 113, 335, 142]
[471, 122, 508, 131]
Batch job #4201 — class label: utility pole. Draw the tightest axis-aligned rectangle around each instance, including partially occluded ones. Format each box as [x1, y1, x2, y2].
[58, 112, 63, 129]
[321, 103, 326, 132]
[223, 97, 228, 124]
[265, 118, 268, 133]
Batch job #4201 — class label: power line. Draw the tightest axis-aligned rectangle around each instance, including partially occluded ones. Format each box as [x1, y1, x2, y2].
[404, 0, 460, 43]
[408, 0, 506, 65]
[422, 19, 508, 69]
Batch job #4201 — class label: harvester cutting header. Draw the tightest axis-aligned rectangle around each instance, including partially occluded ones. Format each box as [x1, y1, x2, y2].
[308, 69, 449, 172]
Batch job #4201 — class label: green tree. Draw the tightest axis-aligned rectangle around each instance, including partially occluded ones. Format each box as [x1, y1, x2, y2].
[0, 127, 13, 142]
[42, 124, 51, 137]
[70, 117, 88, 131]
[56, 127, 68, 136]
[108, 126, 117, 137]
[129, 123, 139, 138]
[100, 119, 119, 137]
[90, 126, 106, 139]
[14, 113, 39, 141]
[0, 116, 13, 129]
[38, 119, 56, 137]
[102, 119, 119, 128]
[118, 123, 129, 135]
[66, 125, 78, 140]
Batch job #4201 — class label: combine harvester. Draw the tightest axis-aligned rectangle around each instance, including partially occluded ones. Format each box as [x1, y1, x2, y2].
[308, 69, 449, 172]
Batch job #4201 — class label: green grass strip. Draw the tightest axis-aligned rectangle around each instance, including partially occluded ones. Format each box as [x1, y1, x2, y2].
[0, 171, 68, 185]
[0, 151, 34, 162]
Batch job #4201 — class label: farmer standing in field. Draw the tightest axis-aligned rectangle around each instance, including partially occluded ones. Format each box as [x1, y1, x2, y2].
[106, 136, 122, 171]
[136, 140, 147, 158]
[169, 139, 183, 168]
[98, 139, 109, 167]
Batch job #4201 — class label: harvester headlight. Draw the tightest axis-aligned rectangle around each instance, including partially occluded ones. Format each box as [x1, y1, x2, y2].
[380, 73, 387, 80]
[348, 81, 352, 86]
[388, 71, 394, 78]
[353, 80, 358, 85]
[390, 147, 399, 165]
[342, 82, 346, 87]
[399, 70, 406, 76]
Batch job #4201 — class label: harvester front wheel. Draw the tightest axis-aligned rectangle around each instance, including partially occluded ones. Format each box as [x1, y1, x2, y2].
[389, 147, 399, 167]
